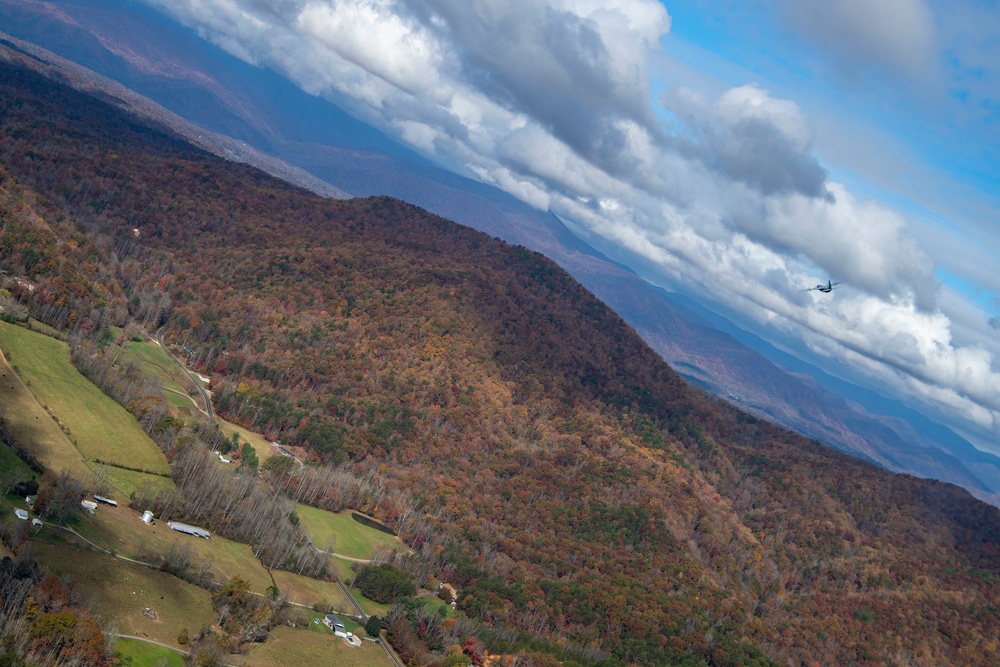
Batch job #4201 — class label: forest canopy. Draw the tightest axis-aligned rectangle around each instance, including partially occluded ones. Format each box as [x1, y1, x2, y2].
[0, 59, 999, 666]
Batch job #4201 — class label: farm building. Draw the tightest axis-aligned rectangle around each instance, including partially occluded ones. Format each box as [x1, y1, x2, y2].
[94, 495, 118, 507]
[81, 500, 97, 515]
[167, 521, 211, 539]
[324, 614, 348, 637]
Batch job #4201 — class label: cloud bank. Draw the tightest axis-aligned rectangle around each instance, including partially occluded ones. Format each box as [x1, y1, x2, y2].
[143, 0, 1000, 445]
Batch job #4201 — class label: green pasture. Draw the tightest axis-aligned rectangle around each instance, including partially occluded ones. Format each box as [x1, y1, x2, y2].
[164, 389, 197, 409]
[127, 340, 197, 397]
[0, 333, 97, 484]
[317, 557, 393, 617]
[34, 542, 216, 649]
[67, 507, 274, 594]
[0, 322, 171, 479]
[353, 590, 392, 618]
[420, 593, 456, 619]
[100, 466, 175, 499]
[270, 568, 355, 612]
[0, 439, 36, 483]
[113, 637, 185, 667]
[127, 339, 180, 374]
[293, 607, 362, 636]
[219, 418, 277, 462]
[143, 363, 189, 396]
[295, 505, 404, 560]
[247, 625, 393, 667]
[330, 555, 358, 582]
[26, 318, 61, 338]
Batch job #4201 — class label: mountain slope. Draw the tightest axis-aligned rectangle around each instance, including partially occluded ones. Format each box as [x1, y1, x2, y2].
[2, 57, 1000, 666]
[4, 0, 999, 505]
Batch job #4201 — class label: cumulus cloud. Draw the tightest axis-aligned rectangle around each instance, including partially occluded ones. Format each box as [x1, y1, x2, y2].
[668, 84, 828, 197]
[764, 184, 937, 307]
[139, 0, 1000, 442]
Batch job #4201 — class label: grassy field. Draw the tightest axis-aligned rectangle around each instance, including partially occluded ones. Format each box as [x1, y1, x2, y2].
[65, 507, 275, 594]
[127, 340, 183, 377]
[0, 323, 171, 482]
[101, 467, 175, 499]
[26, 318, 62, 338]
[34, 542, 216, 648]
[113, 637, 185, 667]
[218, 418, 277, 462]
[270, 569, 355, 612]
[353, 590, 392, 618]
[164, 389, 197, 408]
[247, 625, 392, 667]
[0, 335, 98, 484]
[0, 439, 37, 483]
[295, 505, 404, 560]
[127, 340, 197, 396]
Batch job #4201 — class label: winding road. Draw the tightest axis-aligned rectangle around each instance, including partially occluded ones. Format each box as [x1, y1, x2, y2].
[155, 327, 213, 419]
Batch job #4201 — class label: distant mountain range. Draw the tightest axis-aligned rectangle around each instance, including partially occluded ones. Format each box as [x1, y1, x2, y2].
[3, 0, 998, 505]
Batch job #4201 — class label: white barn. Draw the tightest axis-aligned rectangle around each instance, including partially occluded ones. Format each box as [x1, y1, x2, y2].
[167, 521, 211, 539]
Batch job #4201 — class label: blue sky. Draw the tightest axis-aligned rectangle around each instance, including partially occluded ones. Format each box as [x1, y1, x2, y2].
[144, 0, 1000, 451]
[659, 0, 1000, 319]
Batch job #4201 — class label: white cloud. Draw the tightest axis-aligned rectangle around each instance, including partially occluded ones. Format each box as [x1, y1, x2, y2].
[764, 183, 937, 307]
[295, 1, 450, 103]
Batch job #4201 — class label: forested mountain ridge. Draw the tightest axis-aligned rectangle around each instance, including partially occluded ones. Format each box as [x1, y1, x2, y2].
[2, 58, 1000, 667]
[3, 0, 996, 505]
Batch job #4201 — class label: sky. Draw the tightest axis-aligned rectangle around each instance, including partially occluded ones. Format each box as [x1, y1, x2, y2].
[141, 0, 1000, 452]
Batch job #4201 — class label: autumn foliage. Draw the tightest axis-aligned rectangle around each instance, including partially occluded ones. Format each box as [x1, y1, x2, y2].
[1, 58, 999, 666]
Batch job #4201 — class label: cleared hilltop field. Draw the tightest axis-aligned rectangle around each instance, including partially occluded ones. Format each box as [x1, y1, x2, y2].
[296, 505, 404, 560]
[34, 542, 216, 648]
[0, 322, 173, 497]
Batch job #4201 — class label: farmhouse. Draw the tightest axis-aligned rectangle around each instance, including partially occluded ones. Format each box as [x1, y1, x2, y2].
[167, 521, 211, 539]
[323, 614, 348, 637]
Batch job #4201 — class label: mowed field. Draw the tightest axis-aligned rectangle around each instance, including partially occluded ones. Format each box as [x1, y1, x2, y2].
[129, 341, 190, 394]
[248, 625, 392, 667]
[270, 568, 355, 612]
[0, 323, 171, 495]
[113, 638, 185, 667]
[296, 505, 404, 560]
[34, 542, 216, 648]
[0, 337, 95, 483]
